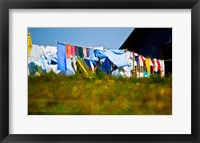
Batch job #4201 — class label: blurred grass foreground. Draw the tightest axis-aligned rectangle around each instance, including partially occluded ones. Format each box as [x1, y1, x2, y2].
[28, 72, 172, 115]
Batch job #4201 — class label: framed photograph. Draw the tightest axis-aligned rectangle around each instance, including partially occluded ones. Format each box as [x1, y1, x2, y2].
[0, 0, 199, 142]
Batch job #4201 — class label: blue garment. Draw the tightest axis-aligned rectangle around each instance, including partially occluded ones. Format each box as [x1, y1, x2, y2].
[144, 71, 151, 77]
[105, 50, 127, 68]
[84, 59, 91, 68]
[28, 62, 45, 75]
[110, 50, 124, 54]
[57, 42, 66, 71]
[42, 69, 46, 74]
[39, 55, 46, 70]
[102, 58, 111, 74]
[94, 49, 107, 59]
[135, 56, 138, 63]
[103, 50, 128, 68]
[89, 49, 96, 60]
[94, 49, 128, 68]
[66, 58, 75, 75]
[90, 60, 97, 66]
[28, 62, 37, 76]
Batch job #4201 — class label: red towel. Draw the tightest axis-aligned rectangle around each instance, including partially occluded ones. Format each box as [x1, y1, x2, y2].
[142, 56, 145, 65]
[157, 59, 161, 70]
[71, 45, 75, 57]
[66, 45, 71, 59]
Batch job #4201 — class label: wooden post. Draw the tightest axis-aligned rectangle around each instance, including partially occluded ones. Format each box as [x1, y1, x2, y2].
[76, 58, 89, 75]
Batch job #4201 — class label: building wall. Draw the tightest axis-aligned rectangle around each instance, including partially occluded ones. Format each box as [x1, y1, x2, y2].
[120, 28, 172, 74]
[123, 28, 172, 59]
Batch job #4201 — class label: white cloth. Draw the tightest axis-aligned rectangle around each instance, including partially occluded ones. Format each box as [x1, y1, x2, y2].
[139, 56, 144, 66]
[112, 69, 120, 76]
[125, 51, 131, 61]
[119, 71, 124, 76]
[39, 45, 46, 55]
[66, 59, 75, 75]
[150, 59, 153, 66]
[46, 45, 57, 58]
[134, 60, 137, 67]
[34, 60, 42, 67]
[89, 60, 94, 71]
[123, 66, 131, 77]
[127, 59, 133, 71]
[30, 45, 43, 59]
[94, 46, 104, 50]
[72, 57, 77, 72]
[46, 64, 52, 73]
[160, 60, 165, 77]
[50, 65, 58, 73]
[137, 71, 144, 78]
[153, 58, 158, 72]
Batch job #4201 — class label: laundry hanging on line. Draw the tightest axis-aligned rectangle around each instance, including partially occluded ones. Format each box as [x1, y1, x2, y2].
[28, 40, 167, 78]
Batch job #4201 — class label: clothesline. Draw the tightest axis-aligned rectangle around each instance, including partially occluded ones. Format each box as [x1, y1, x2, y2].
[58, 42, 104, 50]
[29, 52, 172, 62]
[28, 42, 170, 77]
[33, 42, 168, 62]
[164, 59, 172, 61]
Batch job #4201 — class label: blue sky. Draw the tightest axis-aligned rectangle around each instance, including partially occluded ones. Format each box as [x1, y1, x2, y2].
[28, 28, 134, 49]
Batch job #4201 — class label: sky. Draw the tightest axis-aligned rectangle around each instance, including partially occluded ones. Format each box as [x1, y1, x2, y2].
[28, 28, 134, 50]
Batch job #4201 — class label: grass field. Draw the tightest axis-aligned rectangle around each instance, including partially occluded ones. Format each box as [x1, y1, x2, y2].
[28, 72, 172, 115]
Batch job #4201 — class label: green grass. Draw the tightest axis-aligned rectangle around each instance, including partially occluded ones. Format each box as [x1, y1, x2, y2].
[28, 72, 172, 115]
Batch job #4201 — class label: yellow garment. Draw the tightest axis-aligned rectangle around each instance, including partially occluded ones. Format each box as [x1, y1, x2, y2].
[28, 33, 32, 56]
[145, 58, 151, 74]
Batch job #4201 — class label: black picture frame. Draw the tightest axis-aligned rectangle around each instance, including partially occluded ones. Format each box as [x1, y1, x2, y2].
[0, 0, 199, 142]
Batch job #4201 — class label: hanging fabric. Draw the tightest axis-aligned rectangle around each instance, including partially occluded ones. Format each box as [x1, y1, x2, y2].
[28, 33, 32, 56]
[57, 42, 66, 71]
[83, 47, 87, 57]
[157, 59, 161, 71]
[86, 48, 90, 58]
[66, 58, 75, 75]
[89, 48, 95, 60]
[75, 46, 79, 56]
[66, 45, 71, 59]
[145, 57, 151, 74]
[160, 60, 165, 77]
[71, 45, 75, 57]
[78, 47, 84, 58]
[102, 58, 112, 74]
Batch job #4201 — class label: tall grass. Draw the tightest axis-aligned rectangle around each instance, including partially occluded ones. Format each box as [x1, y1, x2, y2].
[28, 72, 172, 115]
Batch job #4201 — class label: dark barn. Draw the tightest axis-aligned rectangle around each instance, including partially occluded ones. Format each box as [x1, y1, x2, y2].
[120, 28, 172, 75]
